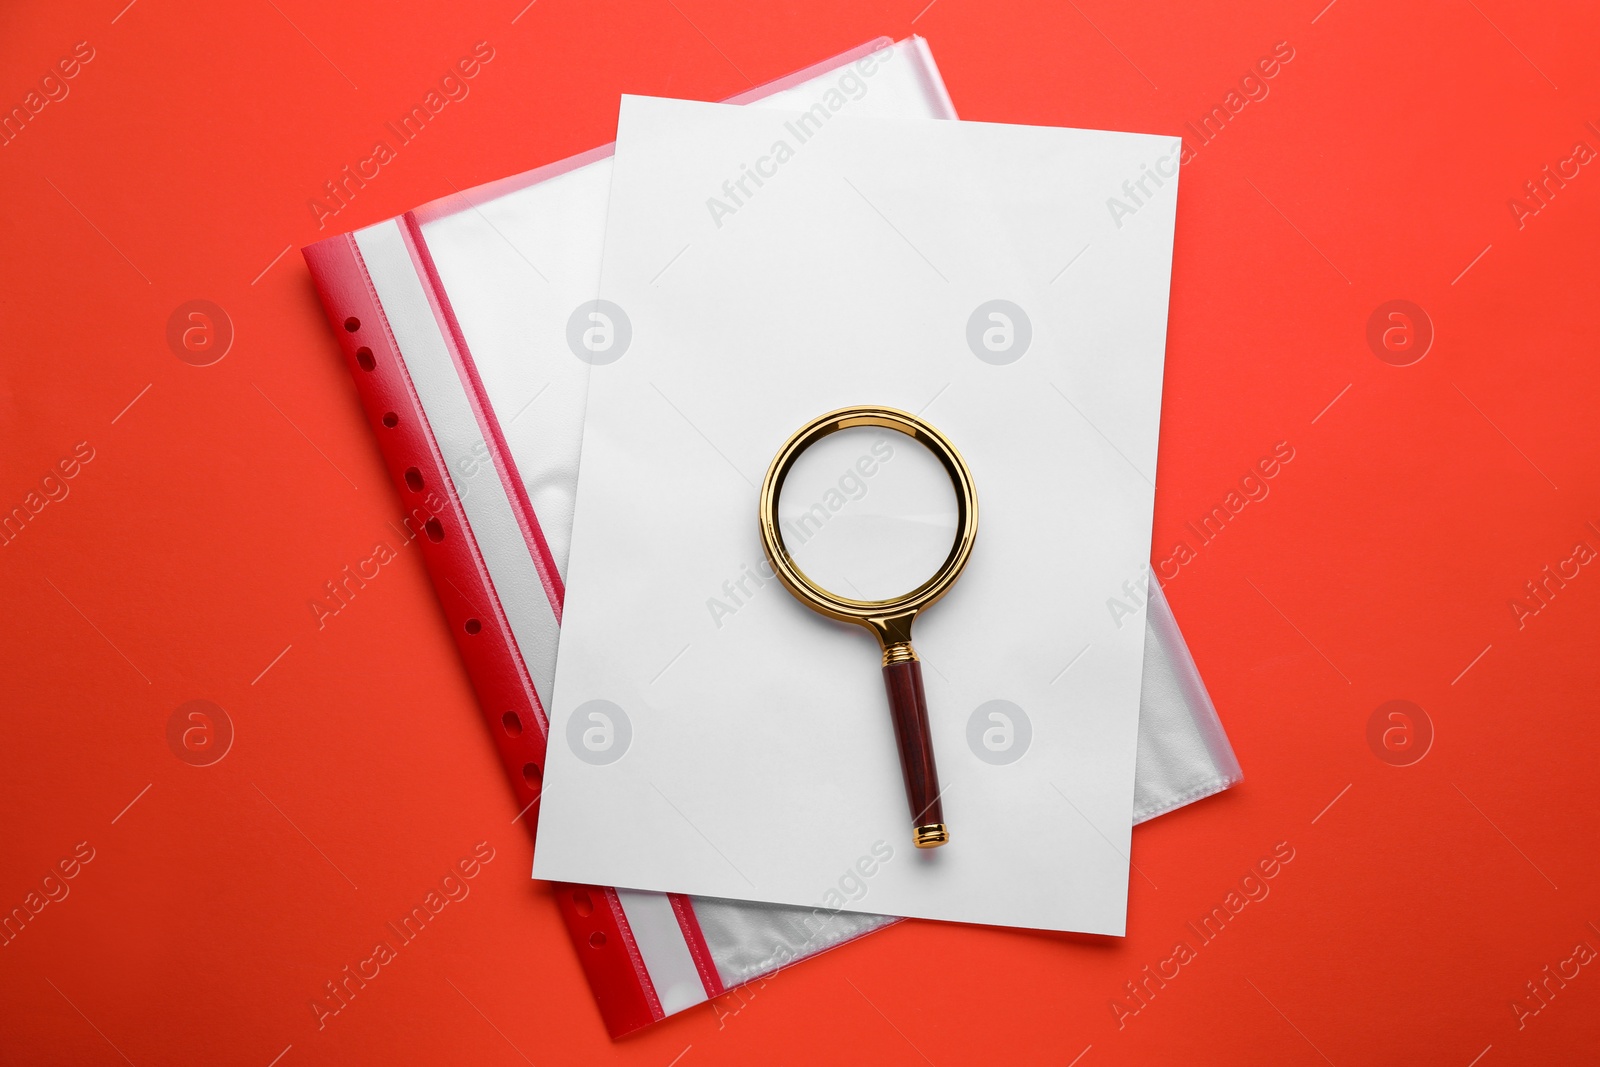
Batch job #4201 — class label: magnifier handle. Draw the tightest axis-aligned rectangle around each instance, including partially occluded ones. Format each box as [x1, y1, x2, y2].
[881, 649, 948, 848]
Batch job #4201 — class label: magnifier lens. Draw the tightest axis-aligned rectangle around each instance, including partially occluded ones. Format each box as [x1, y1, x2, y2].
[775, 426, 960, 603]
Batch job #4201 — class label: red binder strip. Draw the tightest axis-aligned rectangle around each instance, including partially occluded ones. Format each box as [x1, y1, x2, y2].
[303, 233, 664, 1036]
[668, 893, 726, 999]
[397, 210, 567, 620]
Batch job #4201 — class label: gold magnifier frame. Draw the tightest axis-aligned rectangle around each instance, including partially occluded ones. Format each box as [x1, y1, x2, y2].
[758, 405, 979, 847]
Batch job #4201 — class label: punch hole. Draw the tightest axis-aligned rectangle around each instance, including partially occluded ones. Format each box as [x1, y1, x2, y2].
[589, 931, 607, 948]
[404, 467, 424, 492]
[355, 346, 375, 371]
[344, 316, 360, 332]
[382, 412, 399, 428]
[424, 517, 444, 542]
[464, 618, 482, 635]
[522, 761, 542, 787]
[501, 711, 522, 736]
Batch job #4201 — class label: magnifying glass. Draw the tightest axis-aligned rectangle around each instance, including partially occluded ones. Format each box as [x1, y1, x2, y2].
[758, 406, 978, 849]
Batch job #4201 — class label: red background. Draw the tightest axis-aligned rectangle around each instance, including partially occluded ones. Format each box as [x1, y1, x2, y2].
[3, 1, 1598, 1063]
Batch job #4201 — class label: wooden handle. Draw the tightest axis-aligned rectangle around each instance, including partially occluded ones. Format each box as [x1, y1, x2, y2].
[881, 658, 948, 847]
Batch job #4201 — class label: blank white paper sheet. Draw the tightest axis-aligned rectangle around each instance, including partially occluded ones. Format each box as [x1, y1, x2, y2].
[533, 95, 1180, 935]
